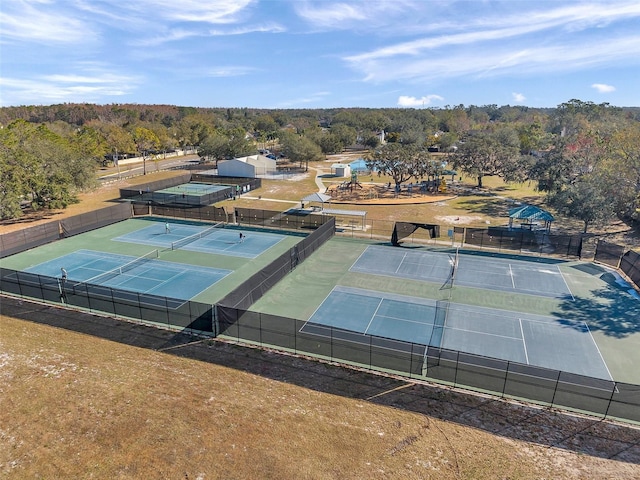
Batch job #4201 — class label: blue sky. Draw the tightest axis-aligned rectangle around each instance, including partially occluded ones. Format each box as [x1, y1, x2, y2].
[1, 1, 639, 108]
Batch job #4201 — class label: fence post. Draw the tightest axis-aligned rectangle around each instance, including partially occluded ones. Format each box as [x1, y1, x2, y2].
[330, 326, 335, 362]
[550, 370, 562, 407]
[603, 382, 618, 420]
[453, 351, 460, 387]
[502, 361, 510, 397]
[294, 317, 297, 354]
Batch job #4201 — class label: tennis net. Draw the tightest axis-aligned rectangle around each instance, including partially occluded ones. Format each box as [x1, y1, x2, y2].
[429, 299, 450, 348]
[450, 247, 459, 286]
[171, 222, 224, 250]
[73, 249, 159, 288]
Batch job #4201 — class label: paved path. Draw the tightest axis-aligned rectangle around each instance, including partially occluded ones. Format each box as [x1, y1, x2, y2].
[308, 166, 326, 193]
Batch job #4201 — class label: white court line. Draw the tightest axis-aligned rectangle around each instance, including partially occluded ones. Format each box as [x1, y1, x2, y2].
[146, 270, 190, 295]
[350, 245, 373, 267]
[375, 313, 435, 327]
[364, 298, 385, 335]
[299, 286, 341, 332]
[519, 318, 530, 364]
[395, 252, 409, 274]
[509, 263, 516, 289]
[583, 322, 614, 382]
[557, 266, 575, 301]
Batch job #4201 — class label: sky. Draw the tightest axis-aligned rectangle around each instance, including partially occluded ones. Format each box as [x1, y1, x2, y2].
[1, 0, 639, 109]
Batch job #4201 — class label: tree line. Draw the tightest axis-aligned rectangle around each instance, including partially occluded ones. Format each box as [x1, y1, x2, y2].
[1, 100, 639, 232]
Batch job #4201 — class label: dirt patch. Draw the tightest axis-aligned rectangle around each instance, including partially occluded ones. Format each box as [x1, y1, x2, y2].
[326, 183, 456, 205]
[1, 299, 639, 479]
[436, 215, 486, 225]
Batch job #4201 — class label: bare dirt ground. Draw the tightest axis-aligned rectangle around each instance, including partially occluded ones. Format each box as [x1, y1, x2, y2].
[1, 298, 639, 479]
[1, 161, 639, 478]
[326, 182, 457, 205]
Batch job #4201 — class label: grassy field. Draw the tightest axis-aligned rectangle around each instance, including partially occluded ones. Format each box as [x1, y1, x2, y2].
[2, 156, 640, 478]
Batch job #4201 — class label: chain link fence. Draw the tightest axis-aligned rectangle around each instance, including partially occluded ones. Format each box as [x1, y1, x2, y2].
[214, 308, 640, 423]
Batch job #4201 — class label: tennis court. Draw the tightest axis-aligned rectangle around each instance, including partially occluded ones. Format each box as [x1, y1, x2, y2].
[24, 249, 230, 305]
[114, 221, 286, 259]
[351, 245, 573, 298]
[157, 182, 230, 195]
[303, 286, 612, 380]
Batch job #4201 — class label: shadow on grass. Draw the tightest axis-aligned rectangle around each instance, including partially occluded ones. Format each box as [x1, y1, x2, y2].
[453, 191, 549, 217]
[4, 295, 639, 464]
[454, 197, 511, 218]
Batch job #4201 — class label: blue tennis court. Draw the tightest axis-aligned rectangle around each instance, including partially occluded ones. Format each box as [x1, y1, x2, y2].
[303, 286, 611, 379]
[114, 222, 286, 259]
[24, 249, 230, 303]
[350, 245, 573, 299]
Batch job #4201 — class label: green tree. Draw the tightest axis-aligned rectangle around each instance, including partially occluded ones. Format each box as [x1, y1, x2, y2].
[365, 143, 432, 189]
[607, 124, 640, 220]
[100, 124, 136, 164]
[73, 126, 109, 167]
[280, 132, 323, 171]
[549, 177, 616, 233]
[198, 132, 229, 165]
[176, 115, 212, 150]
[452, 128, 520, 188]
[330, 124, 357, 149]
[132, 127, 160, 175]
[226, 127, 256, 159]
[0, 120, 96, 218]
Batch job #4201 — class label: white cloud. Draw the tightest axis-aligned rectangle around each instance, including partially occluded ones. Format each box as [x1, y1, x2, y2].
[0, 63, 142, 106]
[0, 0, 94, 44]
[397, 95, 443, 107]
[111, 0, 256, 24]
[345, 34, 640, 84]
[512, 92, 526, 103]
[294, 0, 421, 30]
[205, 66, 258, 77]
[591, 83, 616, 93]
[342, 3, 640, 84]
[208, 24, 286, 36]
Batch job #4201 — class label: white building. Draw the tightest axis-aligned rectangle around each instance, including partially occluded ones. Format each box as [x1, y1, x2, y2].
[331, 163, 351, 177]
[217, 154, 277, 178]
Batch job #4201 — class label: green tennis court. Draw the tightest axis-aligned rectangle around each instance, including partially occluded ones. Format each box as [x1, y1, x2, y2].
[157, 182, 230, 195]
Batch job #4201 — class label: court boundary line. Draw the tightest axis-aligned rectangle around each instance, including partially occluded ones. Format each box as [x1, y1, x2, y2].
[509, 263, 516, 289]
[333, 285, 436, 306]
[557, 266, 575, 301]
[363, 298, 384, 334]
[519, 318, 530, 365]
[374, 312, 437, 327]
[583, 321, 614, 382]
[145, 269, 196, 296]
[301, 286, 340, 330]
[395, 252, 408, 274]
